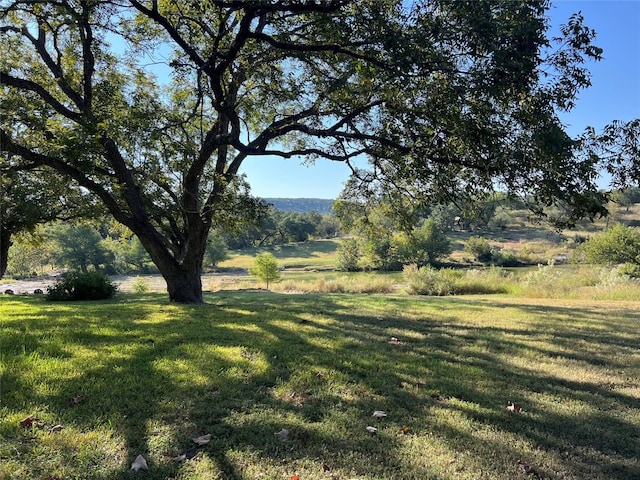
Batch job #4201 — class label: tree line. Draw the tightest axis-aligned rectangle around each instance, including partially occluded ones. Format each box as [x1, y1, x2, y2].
[4, 208, 338, 279]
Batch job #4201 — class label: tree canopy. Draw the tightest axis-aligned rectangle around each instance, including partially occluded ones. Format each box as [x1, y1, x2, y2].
[1, 0, 637, 302]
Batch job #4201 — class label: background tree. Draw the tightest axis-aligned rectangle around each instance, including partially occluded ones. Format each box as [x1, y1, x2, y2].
[0, 170, 77, 279]
[394, 219, 452, 267]
[2, 1, 636, 302]
[611, 187, 640, 213]
[204, 230, 229, 270]
[248, 252, 281, 290]
[49, 223, 112, 273]
[336, 238, 361, 272]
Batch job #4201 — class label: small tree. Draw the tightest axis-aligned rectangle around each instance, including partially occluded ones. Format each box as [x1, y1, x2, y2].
[336, 238, 361, 272]
[249, 253, 281, 289]
[204, 230, 229, 270]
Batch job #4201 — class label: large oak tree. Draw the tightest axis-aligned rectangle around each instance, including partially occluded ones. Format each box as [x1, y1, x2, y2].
[1, 0, 637, 302]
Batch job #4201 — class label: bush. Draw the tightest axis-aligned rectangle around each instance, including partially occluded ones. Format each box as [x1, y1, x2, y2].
[464, 236, 493, 263]
[574, 223, 640, 265]
[336, 238, 361, 271]
[131, 276, 150, 293]
[395, 219, 452, 267]
[46, 271, 118, 301]
[403, 264, 456, 296]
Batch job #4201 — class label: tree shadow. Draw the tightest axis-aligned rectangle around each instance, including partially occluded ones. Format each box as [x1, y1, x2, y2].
[2, 293, 639, 479]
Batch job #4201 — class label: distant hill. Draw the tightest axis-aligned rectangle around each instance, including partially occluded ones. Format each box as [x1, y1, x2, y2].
[264, 198, 335, 214]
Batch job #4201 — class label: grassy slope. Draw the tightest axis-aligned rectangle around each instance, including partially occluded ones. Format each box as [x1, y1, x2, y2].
[1, 293, 639, 480]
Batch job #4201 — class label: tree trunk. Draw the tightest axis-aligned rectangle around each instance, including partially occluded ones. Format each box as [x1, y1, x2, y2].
[164, 266, 204, 304]
[134, 225, 208, 304]
[0, 231, 11, 280]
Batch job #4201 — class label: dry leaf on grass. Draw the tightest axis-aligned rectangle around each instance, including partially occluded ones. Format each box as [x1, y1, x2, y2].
[19, 417, 34, 429]
[131, 455, 148, 471]
[69, 395, 87, 406]
[192, 434, 211, 446]
[49, 424, 64, 433]
[517, 459, 534, 474]
[366, 426, 378, 434]
[290, 474, 300, 480]
[372, 410, 387, 419]
[401, 427, 410, 434]
[506, 401, 523, 413]
[275, 428, 290, 441]
[173, 449, 198, 462]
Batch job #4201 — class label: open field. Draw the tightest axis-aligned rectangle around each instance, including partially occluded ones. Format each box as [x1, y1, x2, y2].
[1, 293, 639, 479]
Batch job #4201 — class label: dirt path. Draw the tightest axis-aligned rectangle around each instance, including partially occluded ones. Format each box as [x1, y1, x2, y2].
[0, 273, 251, 296]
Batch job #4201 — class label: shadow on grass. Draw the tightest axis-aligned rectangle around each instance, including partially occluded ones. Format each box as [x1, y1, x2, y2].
[1, 293, 639, 479]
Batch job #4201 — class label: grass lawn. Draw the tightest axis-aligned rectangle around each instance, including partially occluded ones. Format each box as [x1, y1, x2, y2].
[1, 293, 639, 479]
[219, 239, 341, 271]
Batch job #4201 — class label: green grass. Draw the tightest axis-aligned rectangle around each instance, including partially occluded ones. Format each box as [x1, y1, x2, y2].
[1, 293, 639, 479]
[219, 239, 340, 270]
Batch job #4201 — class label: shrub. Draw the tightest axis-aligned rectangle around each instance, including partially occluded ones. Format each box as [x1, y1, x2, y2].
[403, 264, 455, 296]
[336, 238, 361, 271]
[131, 276, 150, 293]
[46, 271, 118, 301]
[395, 219, 452, 267]
[464, 236, 493, 263]
[574, 223, 640, 265]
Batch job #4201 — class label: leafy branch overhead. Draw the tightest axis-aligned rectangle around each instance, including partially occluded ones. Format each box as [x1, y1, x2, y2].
[1, 0, 637, 302]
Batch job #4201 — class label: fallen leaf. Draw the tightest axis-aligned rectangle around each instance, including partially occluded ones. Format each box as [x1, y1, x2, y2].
[401, 426, 410, 434]
[275, 428, 290, 442]
[372, 410, 387, 419]
[49, 424, 64, 433]
[192, 433, 211, 446]
[322, 463, 331, 472]
[172, 449, 198, 462]
[290, 475, 299, 480]
[69, 395, 87, 406]
[390, 336, 399, 343]
[517, 459, 534, 474]
[507, 401, 523, 413]
[131, 454, 148, 471]
[19, 417, 33, 429]
[366, 426, 378, 434]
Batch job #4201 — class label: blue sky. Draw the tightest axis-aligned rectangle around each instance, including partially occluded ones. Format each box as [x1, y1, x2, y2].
[240, 0, 640, 199]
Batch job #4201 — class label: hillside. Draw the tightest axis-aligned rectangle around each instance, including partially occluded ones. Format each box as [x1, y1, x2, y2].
[263, 197, 335, 214]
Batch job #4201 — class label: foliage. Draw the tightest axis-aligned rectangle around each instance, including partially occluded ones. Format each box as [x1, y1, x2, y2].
[403, 264, 457, 296]
[574, 223, 640, 265]
[0, 170, 79, 278]
[394, 219, 452, 267]
[464, 236, 494, 263]
[336, 238, 361, 272]
[4, 1, 637, 301]
[46, 271, 118, 301]
[48, 223, 112, 273]
[131, 276, 149, 294]
[248, 252, 281, 289]
[204, 230, 229, 270]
